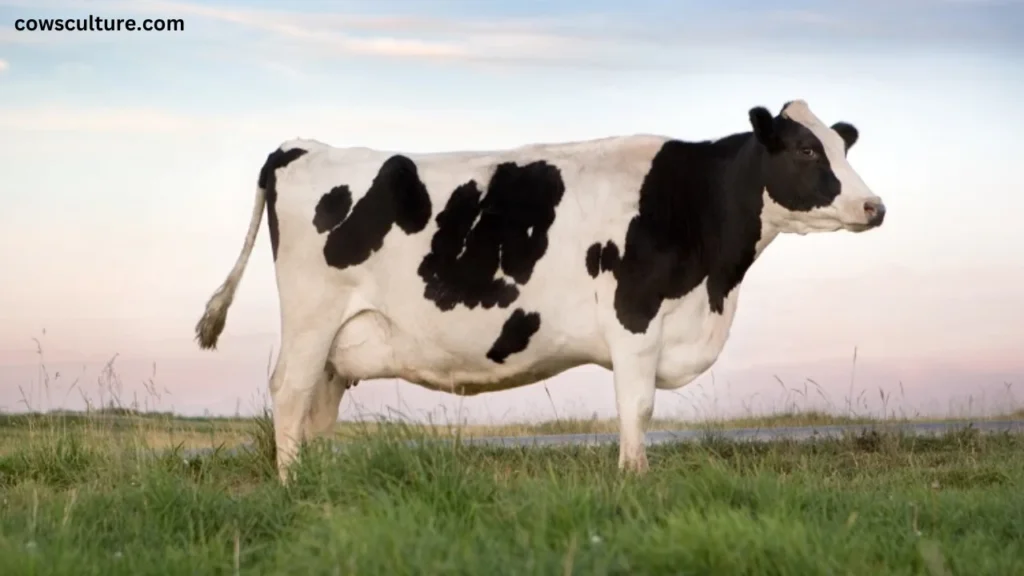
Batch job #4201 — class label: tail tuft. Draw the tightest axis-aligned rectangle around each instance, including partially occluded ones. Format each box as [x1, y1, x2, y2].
[195, 289, 232, 350]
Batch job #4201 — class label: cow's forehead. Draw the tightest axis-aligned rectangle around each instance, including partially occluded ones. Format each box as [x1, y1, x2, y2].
[780, 100, 845, 157]
[780, 100, 821, 128]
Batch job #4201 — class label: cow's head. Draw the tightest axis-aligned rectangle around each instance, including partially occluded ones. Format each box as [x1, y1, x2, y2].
[749, 99, 885, 234]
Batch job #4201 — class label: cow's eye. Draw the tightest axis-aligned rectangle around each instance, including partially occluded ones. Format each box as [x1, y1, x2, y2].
[799, 147, 816, 158]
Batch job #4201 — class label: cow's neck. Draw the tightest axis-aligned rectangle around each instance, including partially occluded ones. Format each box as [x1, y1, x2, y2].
[749, 138, 782, 260]
[703, 134, 772, 301]
[740, 136, 787, 259]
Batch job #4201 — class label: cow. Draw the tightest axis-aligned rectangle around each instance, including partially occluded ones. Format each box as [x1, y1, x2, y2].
[195, 100, 886, 482]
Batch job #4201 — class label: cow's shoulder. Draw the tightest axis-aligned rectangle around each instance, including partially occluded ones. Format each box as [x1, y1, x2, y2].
[590, 133, 764, 334]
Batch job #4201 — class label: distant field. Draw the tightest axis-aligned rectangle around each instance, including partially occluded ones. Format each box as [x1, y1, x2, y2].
[2, 407, 1023, 456]
[1, 409, 1023, 574]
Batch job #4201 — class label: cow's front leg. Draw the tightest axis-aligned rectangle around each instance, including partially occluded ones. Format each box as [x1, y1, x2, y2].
[609, 334, 660, 474]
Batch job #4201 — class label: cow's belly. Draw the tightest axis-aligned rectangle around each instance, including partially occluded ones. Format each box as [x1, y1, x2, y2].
[327, 306, 589, 395]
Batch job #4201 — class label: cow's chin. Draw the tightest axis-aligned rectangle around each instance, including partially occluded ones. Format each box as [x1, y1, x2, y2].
[838, 214, 884, 233]
[842, 221, 876, 233]
[773, 215, 844, 235]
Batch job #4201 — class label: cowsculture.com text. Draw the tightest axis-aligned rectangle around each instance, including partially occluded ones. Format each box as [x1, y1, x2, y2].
[14, 15, 184, 32]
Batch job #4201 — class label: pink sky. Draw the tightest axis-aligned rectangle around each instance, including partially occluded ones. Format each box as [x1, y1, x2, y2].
[4, 265, 1022, 423]
[2, 2, 1023, 423]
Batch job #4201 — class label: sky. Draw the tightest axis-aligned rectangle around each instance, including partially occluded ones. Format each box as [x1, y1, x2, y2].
[1, 0, 1023, 424]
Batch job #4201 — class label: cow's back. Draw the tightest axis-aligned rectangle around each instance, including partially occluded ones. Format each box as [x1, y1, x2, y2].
[269, 135, 669, 393]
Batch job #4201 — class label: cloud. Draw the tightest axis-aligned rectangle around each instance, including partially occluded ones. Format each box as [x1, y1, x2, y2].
[54, 62, 92, 76]
[134, 0, 645, 68]
[0, 29, 53, 45]
[0, 104, 532, 150]
[132, 0, 1024, 50]
[0, 106, 196, 133]
[0, 104, 469, 132]
[0, 0, 622, 66]
[1, 0, 1019, 69]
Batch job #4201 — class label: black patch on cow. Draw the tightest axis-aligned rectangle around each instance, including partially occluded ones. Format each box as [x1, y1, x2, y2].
[312, 185, 353, 234]
[585, 240, 621, 278]
[600, 241, 621, 274]
[486, 308, 541, 364]
[585, 243, 602, 278]
[417, 161, 566, 311]
[608, 134, 764, 334]
[322, 154, 432, 270]
[604, 105, 860, 334]
[258, 147, 309, 260]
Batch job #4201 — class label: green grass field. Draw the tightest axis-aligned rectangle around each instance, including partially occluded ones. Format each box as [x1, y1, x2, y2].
[1, 408, 1022, 575]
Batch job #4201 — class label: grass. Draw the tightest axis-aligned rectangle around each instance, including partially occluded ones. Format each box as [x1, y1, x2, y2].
[3, 342, 1022, 573]
[1, 409, 1023, 575]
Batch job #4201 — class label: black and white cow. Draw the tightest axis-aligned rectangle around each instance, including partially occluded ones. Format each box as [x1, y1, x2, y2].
[195, 100, 886, 481]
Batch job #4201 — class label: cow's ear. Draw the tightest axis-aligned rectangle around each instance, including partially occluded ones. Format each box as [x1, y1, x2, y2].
[749, 106, 780, 152]
[831, 122, 859, 152]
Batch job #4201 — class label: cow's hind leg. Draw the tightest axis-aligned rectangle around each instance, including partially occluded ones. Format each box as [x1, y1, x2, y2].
[269, 320, 342, 483]
[302, 362, 358, 439]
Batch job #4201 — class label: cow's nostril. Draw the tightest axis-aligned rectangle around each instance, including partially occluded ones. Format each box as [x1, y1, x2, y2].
[863, 199, 886, 226]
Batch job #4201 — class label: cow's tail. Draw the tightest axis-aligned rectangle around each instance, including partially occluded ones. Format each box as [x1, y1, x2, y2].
[194, 185, 266, 350]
